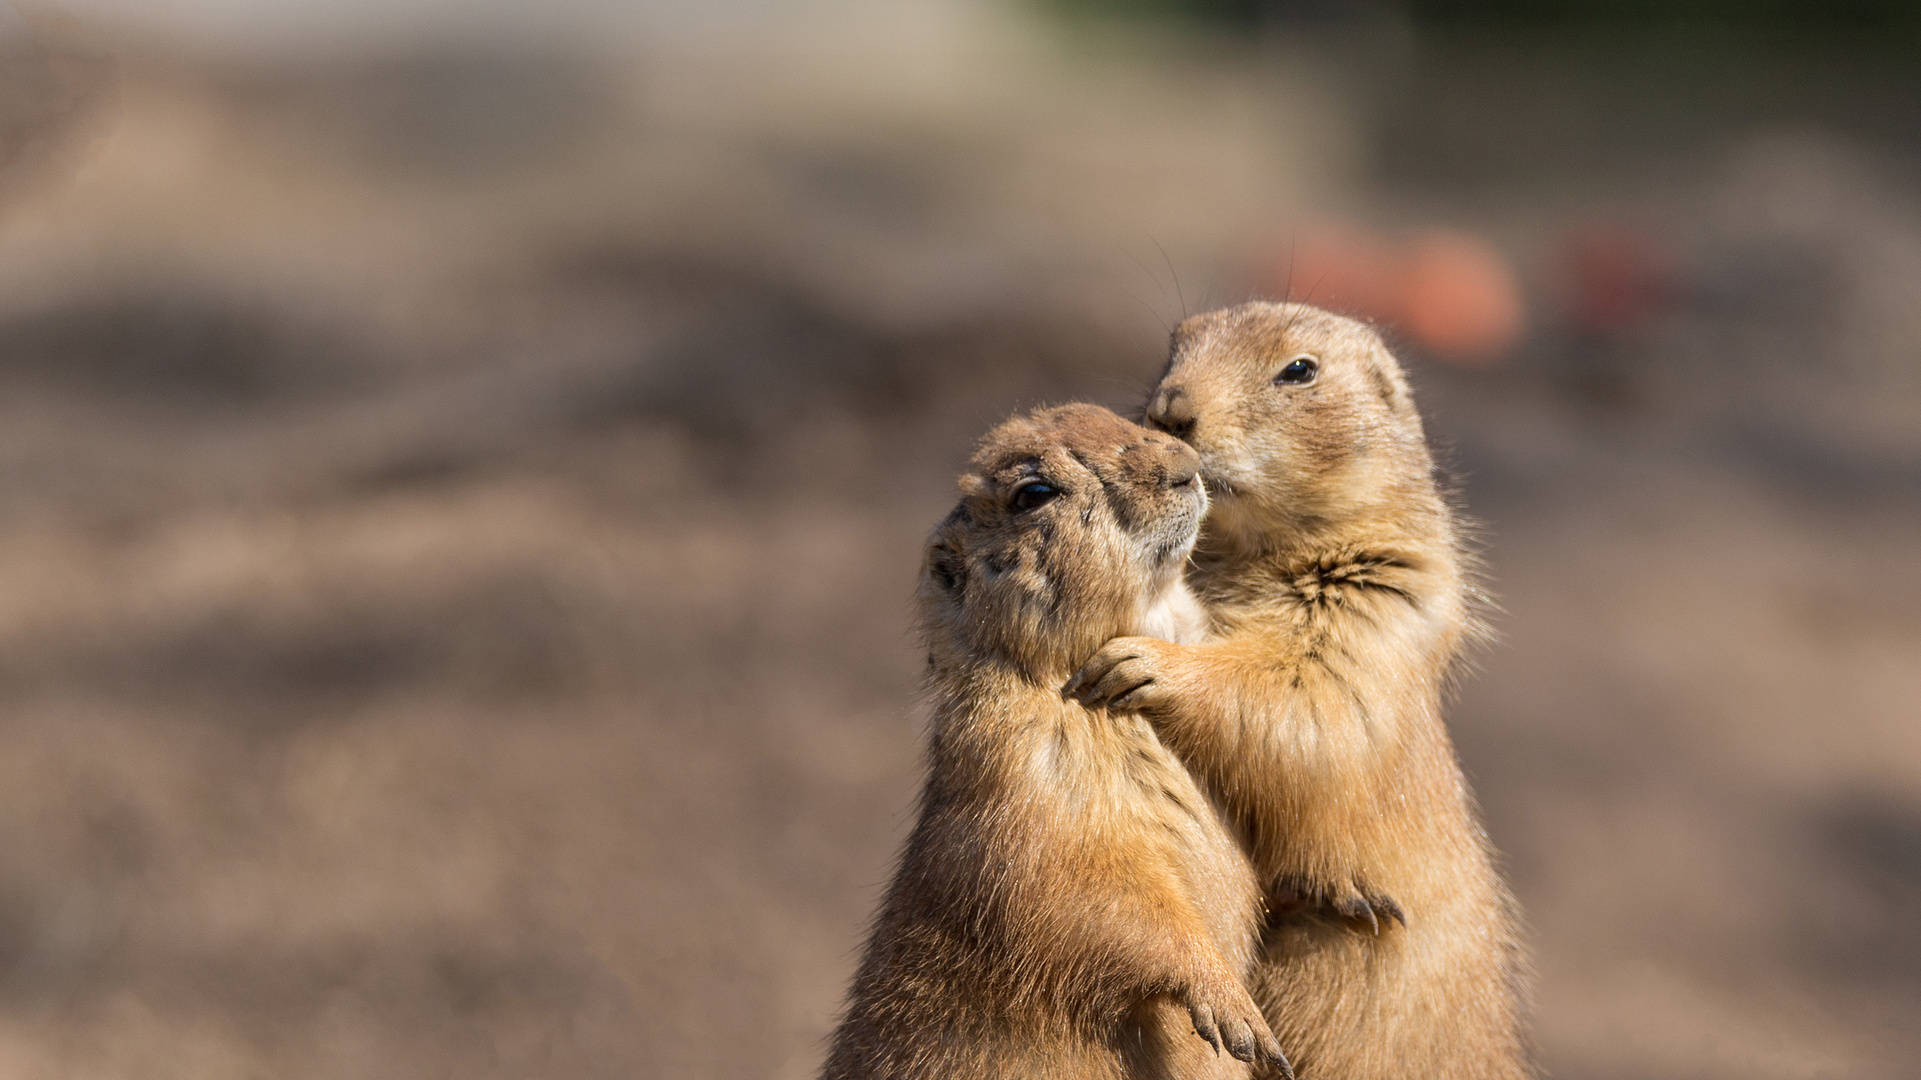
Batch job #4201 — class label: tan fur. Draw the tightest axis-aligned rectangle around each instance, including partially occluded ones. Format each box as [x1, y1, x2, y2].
[1067, 305, 1531, 1080]
[822, 404, 1288, 1080]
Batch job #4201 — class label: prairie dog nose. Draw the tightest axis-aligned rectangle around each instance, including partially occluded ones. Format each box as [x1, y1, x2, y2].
[1145, 386, 1197, 441]
[1157, 436, 1202, 489]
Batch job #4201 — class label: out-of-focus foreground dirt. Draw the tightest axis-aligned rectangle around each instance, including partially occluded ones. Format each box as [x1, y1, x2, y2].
[0, 9, 1916, 1079]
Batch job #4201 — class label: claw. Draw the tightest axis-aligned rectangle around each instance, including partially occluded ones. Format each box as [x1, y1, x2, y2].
[1190, 1005, 1222, 1054]
[1333, 893, 1379, 935]
[1373, 894, 1407, 928]
[1060, 668, 1091, 703]
[1259, 1032, 1284, 1062]
[1060, 669, 1085, 701]
[1104, 677, 1154, 710]
[1222, 1020, 1255, 1063]
[1331, 890, 1406, 935]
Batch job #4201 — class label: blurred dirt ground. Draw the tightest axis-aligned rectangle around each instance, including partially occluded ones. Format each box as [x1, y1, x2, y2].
[0, 7, 1917, 1079]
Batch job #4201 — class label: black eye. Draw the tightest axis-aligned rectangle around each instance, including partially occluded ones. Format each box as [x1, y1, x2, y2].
[1275, 356, 1319, 385]
[1011, 481, 1059, 512]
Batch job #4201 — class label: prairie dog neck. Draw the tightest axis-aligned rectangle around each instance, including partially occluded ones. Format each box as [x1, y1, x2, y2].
[1138, 579, 1210, 645]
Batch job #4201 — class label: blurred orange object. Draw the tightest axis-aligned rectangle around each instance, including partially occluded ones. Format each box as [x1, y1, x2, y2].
[1560, 224, 1671, 335]
[1261, 223, 1525, 365]
[1398, 229, 1525, 364]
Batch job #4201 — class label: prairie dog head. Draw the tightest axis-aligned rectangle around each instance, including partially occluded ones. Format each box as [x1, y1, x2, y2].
[921, 403, 1207, 681]
[1144, 302, 1433, 550]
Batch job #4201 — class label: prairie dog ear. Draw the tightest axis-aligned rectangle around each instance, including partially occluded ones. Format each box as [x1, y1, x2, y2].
[926, 537, 967, 596]
[1367, 362, 1410, 415]
[922, 507, 968, 591]
[1360, 338, 1416, 417]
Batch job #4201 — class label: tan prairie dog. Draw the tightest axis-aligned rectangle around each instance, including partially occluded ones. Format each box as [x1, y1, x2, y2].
[1067, 304, 1531, 1080]
[822, 403, 1289, 1080]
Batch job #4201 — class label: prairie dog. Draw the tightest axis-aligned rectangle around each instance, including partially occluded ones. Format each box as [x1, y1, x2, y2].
[1068, 304, 1530, 1080]
[822, 404, 1287, 1080]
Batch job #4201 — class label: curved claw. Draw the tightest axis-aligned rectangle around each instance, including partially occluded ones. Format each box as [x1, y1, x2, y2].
[1247, 1022, 1292, 1078]
[1060, 669, 1086, 701]
[1333, 892, 1379, 935]
[1189, 1004, 1222, 1054]
[1064, 657, 1152, 710]
[1331, 889, 1406, 935]
[1373, 893, 1407, 929]
[1221, 1019, 1255, 1063]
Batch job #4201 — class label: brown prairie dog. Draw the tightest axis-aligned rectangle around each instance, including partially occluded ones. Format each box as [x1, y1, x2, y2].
[1067, 304, 1531, 1080]
[821, 403, 1288, 1080]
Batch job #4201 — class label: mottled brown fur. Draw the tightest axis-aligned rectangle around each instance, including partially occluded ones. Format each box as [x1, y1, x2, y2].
[1068, 304, 1531, 1080]
[822, 404, 1289, 1080]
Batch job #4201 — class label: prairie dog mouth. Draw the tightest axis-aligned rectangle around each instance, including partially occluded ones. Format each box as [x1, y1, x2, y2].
[1150, 533, 1197, 564]
[1132, 466, 1207, 568]
[1146, 502, 1204, 566]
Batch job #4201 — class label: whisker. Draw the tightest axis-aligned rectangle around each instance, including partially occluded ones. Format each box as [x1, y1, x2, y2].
[1151, 237, 1186, 321]
[1121, 244, 1174, 334]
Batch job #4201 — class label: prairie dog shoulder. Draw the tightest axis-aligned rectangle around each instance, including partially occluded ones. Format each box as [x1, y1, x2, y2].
[822, 404, 1284, 1080]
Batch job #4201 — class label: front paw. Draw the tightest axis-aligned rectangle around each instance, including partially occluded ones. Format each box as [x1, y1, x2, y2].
[1177, 972, 1292, 1077]
[1063, 637, 1180, 713]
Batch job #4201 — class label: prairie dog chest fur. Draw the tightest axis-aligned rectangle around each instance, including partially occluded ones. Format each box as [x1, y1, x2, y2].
[1139, 581, 1211, 646]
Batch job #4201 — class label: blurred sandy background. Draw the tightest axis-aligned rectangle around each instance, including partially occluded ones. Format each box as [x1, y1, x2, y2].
[0, 1, 1917, 1077]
